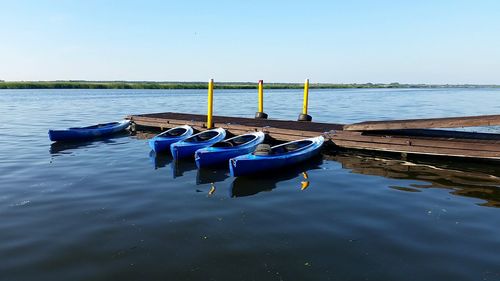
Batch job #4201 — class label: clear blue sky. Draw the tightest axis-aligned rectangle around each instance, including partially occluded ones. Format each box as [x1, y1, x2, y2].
[1, 0, 499, 83]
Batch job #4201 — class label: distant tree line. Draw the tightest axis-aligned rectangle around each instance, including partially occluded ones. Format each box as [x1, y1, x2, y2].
[0, 81, 498, 89]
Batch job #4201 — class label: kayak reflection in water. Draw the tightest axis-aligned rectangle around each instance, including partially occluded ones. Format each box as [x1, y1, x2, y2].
[148, 150, 173, 170]
[230, 155, 322, 198]
[196, 167, 229, 185]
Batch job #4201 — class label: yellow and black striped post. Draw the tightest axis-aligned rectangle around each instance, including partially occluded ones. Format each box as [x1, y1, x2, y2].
[255, 80, 268, 119]
[298, 79, 312, 121]
[207, 79, 214, 128]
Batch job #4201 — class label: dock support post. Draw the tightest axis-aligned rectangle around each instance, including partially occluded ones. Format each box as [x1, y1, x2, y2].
[255, 80, 268, 119]
[207, 79, 214, 129]
[298, 79, 312, 121]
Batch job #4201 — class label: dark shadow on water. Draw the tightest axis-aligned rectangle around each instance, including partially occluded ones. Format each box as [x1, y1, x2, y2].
[326, 151, 500, 208]
[230, 155, 324, 198]
[172, 159, 198, 178]
[148, 150, 173, 170]
[196, 167, 230, 185]
[49, 132, 131, 155]
[50, 140, 97, 155]
[148, 151, 198, 178]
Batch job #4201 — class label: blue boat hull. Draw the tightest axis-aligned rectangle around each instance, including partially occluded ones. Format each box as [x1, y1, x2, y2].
[195, 132, 265, 168]
[229, 136, 324, 177]
[170, 128, 226, 159]
[148, 125, 194, 153]
[149, 138, 178, 152]
[48, 120, 130, 142]
[196, 148, 255, 168]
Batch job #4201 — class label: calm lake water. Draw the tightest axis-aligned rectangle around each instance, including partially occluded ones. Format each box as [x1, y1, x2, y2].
[1, 88, 500, 281]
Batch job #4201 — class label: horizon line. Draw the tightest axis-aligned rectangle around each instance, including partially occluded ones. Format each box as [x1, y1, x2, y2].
[1, 80, 500, 86]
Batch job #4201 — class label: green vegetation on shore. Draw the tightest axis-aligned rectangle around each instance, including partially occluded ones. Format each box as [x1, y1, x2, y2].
[0, 80, 499, 90]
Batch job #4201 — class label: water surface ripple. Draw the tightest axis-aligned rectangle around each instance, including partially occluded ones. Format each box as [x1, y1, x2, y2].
[0, 88, 499, 281]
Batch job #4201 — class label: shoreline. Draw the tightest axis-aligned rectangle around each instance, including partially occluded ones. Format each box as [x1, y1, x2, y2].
[1, 81, 499, 90]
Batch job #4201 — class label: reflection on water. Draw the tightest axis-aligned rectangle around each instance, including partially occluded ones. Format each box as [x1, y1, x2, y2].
[49, 132, 131, 155]
[50, 140, 97, 154]
[148, 150, 173, 169]
[208, 183, 216, 196]
[197, 168, 229, 185]
[230, 155, 323, 197]
[328, 152, 500, 207]
[149, 150, 229, 184]
[148, 151, 198, 178]
[172, 160, 197, 178]
[2, 89, 500, 281]
[300, 174, 310, 190]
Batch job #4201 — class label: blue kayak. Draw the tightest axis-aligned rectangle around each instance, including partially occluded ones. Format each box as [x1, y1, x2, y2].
[148, 125, 193, 153]
[195, 131, 265, 168]
[229, 136, 324, 177]
[48, 120, 130, 142]
[170, 128, 226, 159]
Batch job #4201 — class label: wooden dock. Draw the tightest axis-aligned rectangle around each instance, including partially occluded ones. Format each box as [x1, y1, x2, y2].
[127, 112, 500, 161]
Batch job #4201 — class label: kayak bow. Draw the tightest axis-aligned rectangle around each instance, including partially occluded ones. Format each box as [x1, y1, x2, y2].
[170, 127, 226, 159]
[148, 125, 193, 153]
[195, 131, 265, 168]
[48, 120, 130, 142]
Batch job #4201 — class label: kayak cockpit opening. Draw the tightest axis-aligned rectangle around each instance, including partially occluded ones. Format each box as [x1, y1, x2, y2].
[212, 135, 256, 148]
[185, 131, 219, 142]
[253, 140, 313, 156]
[212, 142, 234, 148]
[161, 128, 186, 137]
[232, 135, 256, 145]
[273, 140, 313, 154]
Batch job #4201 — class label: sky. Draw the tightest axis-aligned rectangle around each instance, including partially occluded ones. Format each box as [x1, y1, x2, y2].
[0, 0, 499, 84]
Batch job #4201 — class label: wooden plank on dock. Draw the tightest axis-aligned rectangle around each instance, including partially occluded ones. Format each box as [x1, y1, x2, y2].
[344, 114, 500, 131]
[332, 131, 500, 151]
[129, 112, 344, 132]
[365, 129, 500, 141]
[128, 112, 341, 141]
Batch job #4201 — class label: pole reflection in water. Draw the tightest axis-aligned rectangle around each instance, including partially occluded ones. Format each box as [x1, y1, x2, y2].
[301, 171, 310, 190]
[327, 152, 500, 207]
[230, 155, 323, 198]
[208, 183, 216, 196]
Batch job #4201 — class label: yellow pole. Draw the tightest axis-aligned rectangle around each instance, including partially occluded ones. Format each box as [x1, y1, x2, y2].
[302, 78, 309, 115]
[255, 80, 268, 119]
[258, 80, 264, 113]
[207, 79, 214, 129]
